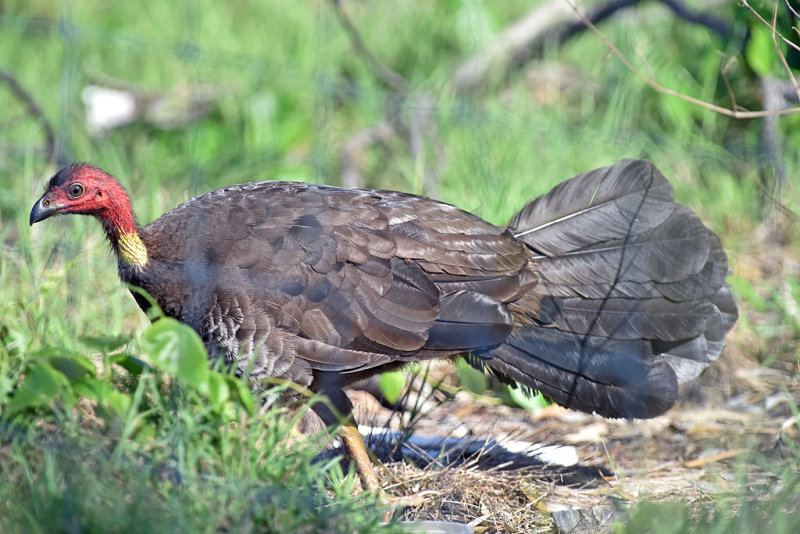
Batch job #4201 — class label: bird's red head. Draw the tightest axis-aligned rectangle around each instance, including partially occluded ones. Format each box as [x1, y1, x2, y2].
[30, 163, 137, 235]
[30, 163, 148, 267]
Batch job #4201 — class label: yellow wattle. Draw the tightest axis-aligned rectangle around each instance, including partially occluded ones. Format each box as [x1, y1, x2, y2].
[117, 232, 148, 267]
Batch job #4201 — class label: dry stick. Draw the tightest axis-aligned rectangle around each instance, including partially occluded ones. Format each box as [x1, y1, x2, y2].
[328, 0, 408, 94]
[329, 0, 446, 192]
[0, 69, 56, 162]
[768, 1, 800, 103]
[787, 0, 800, 20]
[658, 0, 733, 39]
[453, 0, 612, 94]
[749, 2, 798, 223]
[720, 56, 740, 111]
[742, 0, 800, 54]
[565, 0, 800, 118]
[455, 0, 733, 95]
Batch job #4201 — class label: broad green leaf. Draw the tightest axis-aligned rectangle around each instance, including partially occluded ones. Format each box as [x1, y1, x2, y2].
[378, 371, 406, 405]
[7, 362, 71, 415]
[207, 372, 230, 410]
[30, 346, 81, 360]
[105, 389, 133, 416]
[746, 24, 777, 77]
[71, 376, 111, 402]
[47, 355, 96, 381]
[141, 318, 209, 394]
[79, 334, 132, 352]
[109, 353, 149, 376]
[71, 377, 131, 417]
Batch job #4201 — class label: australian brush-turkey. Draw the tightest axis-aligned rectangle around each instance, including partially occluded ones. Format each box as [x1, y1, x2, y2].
[30, 159, 737, 491]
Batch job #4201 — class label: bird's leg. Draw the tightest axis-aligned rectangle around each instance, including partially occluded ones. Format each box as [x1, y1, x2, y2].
[311, 385, 433, 514]
[339, 419, 381, 492]
[311, 386, 382, 493]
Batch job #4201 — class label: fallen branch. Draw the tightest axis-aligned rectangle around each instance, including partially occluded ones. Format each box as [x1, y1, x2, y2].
[452, 0, 609, 94]
[453, 0, 734, 95]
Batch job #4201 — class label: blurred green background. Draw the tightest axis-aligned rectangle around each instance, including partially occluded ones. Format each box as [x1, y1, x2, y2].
[1, 0, 799, 532]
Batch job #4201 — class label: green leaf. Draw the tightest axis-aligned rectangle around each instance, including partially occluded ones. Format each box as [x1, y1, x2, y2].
[47, 355, 96, 382]
[71, 376, 110, 402]
[105, 389, 133, 417]
[109, 353, 149, 376]
[71, 377, 131, 417]
[378, 371, 406, 405]
[227, 376, 255, 415]
[141, 318, 209, 394]
[746, 24, 777, 77]
[79, 334, 132, 352]
[207, 372, 230, 411]
[506, 386, 549, 412]
[456, 360, 489, 395]
[7, 362, 71, 415]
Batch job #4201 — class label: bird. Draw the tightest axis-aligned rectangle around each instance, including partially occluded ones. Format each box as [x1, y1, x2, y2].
[30, 158, 737, 491]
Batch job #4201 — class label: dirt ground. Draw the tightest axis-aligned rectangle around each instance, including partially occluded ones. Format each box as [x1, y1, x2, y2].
[344, 238, 800, 533]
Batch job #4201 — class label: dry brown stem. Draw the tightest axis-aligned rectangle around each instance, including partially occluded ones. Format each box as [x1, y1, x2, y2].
[565, 0, 800, 118]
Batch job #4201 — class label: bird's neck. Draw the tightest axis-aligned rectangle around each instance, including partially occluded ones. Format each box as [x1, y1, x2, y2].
[99, 194, 149, 269]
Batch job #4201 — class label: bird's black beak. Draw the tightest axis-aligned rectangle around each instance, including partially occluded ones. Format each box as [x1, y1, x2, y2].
[29, 196, 63, 226]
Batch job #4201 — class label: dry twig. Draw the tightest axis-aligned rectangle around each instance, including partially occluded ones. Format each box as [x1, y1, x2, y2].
[328, 0, 445, 192]
[564, 0, 800, 119]
[742, 0, 800, 55]
[328, 0, 408, 94]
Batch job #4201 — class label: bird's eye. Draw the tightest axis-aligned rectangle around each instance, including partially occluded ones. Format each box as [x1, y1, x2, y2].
[68, 183, 85, 198]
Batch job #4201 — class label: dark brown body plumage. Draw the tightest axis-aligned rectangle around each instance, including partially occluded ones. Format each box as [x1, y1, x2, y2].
[113, 159, 736, 422]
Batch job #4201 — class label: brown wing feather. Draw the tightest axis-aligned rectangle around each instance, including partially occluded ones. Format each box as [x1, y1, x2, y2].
[134, 181, 530, 389]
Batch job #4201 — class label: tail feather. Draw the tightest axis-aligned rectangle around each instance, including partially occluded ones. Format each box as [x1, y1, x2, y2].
[482, 159, 737, 418]
[510, 159, 675, 256]
[533, 206, 720, 300]
[484, 325, 678, 419]
[548, 296, 716, 341]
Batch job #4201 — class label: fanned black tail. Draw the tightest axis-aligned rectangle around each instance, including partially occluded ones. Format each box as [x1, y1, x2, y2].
[481, 159, 738, 419]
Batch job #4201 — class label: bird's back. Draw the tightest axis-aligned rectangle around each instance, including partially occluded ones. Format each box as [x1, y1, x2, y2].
[132, 181, 534, 386]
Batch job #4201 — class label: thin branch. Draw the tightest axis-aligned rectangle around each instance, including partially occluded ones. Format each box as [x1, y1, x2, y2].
[327, 1, 449, 192]
[328, 0, 409, 94]
[768, 1, 800, 102]
[565, 0, 800, 118]
[742, 0, 800, 54]
[787, 0, 800, 19]
[0, 69, 56, 161]
[556, 0, 643, 43]
[719, 55, 740, 111]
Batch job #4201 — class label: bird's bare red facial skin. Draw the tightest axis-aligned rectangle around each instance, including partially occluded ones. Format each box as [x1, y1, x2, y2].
[48, 164, 138, 235]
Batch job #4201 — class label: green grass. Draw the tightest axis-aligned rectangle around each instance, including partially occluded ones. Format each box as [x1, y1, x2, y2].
[0, 385, 389, 533]
[1, 0, 800, 531]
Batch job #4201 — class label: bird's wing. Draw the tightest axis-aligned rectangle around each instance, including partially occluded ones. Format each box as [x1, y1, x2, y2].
[141, 182, 532, 377]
